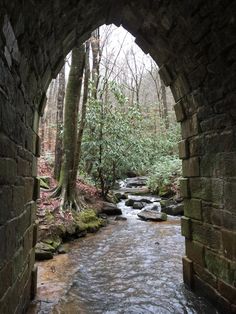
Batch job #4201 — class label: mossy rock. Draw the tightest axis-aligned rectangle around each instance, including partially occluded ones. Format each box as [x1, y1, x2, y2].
[125, 199, 135, 206]
[35, 250, 53, 261]
[106, 193, 119, 204]
[75, 209, 104, 234]
[43, 237, 62, 250]
[36, 241, 56, 253]
[114, 192, 128, 201]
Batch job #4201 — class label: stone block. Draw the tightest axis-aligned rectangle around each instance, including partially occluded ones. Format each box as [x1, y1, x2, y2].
[200, 114, 231, 132]
[12, 247, 24, 282]
[35, 135, 41, 157]
[182, 157, 200, 177]
[224, 179, 236, 215]
[222, 229, 236, 260]
[189, 178, 224, 203]
[194, 275, 232, 314]
[30, 266, 38, 300]
[0, 185, 13, 225]
[32, 156, 37, 177]
[192, 221, 222, 251]
[189, 136, 204, 156]
[186, 239, 205, 266]
[33, 223, 38, 247]
[205, 249, 233, 284]
[16, 209, 31, 241]
[33, 177, 40, 201]
[172, 73, 190, 101]
[181, 114, 199, 139]
[181, 216, 191, 239]
[6, 219, 17, 260]
[13, 185, 25, 215]
[2, 15, 20, 63]
[193, 263, 217, 289]
[0, 261, 12, 300]
[188, 64, 207, 90]
[202, 202, 223, 227]
[0, 226, 6, 269]
[159, 64, 173, 86]
[24, 177, 34, 203]
[218, 152, 236, 177]
[29, 201, 37, 223]
[0, 133, 17, 158]
[184, 198, 202, 220]
[178, 140, 189, 159]
[17, 157, 30, 177]
[174, 100, 185, 122]
[222, 211, 236, 231]
[23, 226, 33, 261]
[182, 256, 193, 288]
[179, 178, 190, 198]
[38, 93, 47, 116]
[0, 158, 17, 184]
[218, 280, 236, 304]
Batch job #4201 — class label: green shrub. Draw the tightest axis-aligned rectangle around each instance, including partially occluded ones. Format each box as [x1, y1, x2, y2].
[147, 155, 182, 194]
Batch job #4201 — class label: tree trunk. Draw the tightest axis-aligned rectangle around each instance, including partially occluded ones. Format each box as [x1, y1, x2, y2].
[54, 65, 65, 180]
[52, 46, 85, 210]
[73, 41, 90, 181]
[86, 30, 101, 174]
[161, 78, 169, 129]
[91, 29, 100, 99]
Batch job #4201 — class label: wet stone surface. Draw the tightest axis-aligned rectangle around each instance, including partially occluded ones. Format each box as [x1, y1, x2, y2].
[28, 198, 219, 314]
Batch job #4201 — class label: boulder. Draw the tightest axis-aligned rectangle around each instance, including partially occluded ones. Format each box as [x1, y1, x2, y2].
[35, 242, 55, 260]
[125, 176, 148, 188]
[125, 199, 135, 206]
[137, 209, 167, 221]
[160, 199, 174, 208]
[132, 202, 146, 209]
[161, 203, 184, 216]
[114, 192, 128, 201]
[115, 216, 127, 221]
[101, 202, 122, 215]
[139, 198, 152, 204]
[35, 250, 53, 261]
[144, 204, 159, 211]
[36, 242, 56, 253]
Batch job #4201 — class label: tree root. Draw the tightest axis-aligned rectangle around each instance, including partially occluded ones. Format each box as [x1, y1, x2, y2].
[50, 184, 83, 212]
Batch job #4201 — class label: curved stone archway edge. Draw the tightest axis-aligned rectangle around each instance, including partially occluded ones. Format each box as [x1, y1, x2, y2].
[0, 1, 236, 312]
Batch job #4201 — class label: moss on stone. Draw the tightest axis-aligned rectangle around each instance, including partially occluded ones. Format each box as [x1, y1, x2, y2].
[205, 250, 233, 284]
[73, 209, 104, 233]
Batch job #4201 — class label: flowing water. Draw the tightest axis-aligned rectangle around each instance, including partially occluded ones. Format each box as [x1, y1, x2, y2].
[29, 195, 219, 314]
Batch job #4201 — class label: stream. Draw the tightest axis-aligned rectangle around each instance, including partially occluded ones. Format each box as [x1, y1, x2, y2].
[28, 183, 219, 314]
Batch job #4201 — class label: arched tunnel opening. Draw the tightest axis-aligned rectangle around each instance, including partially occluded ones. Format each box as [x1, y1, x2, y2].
[0, 1, 235, 313]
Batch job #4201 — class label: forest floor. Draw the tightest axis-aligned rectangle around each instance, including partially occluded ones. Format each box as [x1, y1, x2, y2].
[36, 158, 109, 260]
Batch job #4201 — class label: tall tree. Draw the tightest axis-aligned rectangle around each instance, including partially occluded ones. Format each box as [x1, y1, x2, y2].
[160, 78, 169, 129]
[54, 65, 65, 180]
[72, 40, 90, 183]
[52, 46, 85, 210]
[91, 29, 101, 99]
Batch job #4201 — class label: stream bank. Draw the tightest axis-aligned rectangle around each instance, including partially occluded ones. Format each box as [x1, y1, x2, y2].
[28, 177, 219, 314]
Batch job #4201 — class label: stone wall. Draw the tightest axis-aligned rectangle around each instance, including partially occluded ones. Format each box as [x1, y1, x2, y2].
[0, 0, 235, 312]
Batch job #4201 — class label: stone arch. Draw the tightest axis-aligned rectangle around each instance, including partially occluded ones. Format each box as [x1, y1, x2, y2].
[0, 1, 235, 312]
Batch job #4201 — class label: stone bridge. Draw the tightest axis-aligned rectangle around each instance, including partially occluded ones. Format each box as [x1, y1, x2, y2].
[0, 0, 235, 312]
